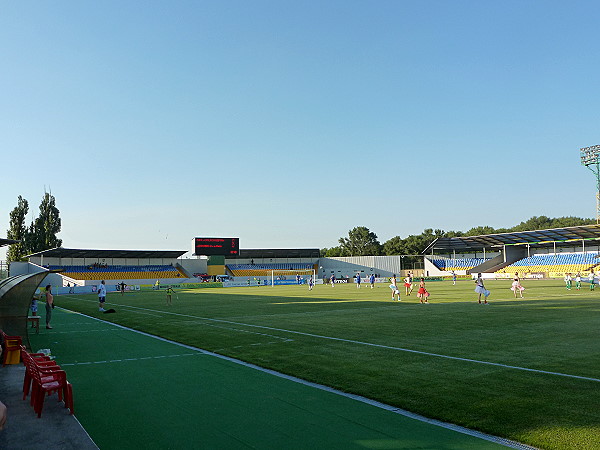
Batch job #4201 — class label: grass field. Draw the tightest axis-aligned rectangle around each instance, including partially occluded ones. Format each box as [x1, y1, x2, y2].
[52, 279, 600, 449]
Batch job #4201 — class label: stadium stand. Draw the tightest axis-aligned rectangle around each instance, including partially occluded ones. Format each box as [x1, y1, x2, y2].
[47, 265, 185, 281]
[227, 263, 316, 277]
[423, 226, 600, 276]
[496, 252, 600, 275]
[430, 258, 490, 272]
[19, 249, 189, 285]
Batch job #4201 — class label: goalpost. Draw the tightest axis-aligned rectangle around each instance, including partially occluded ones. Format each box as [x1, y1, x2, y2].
[270, 269, 316, 287]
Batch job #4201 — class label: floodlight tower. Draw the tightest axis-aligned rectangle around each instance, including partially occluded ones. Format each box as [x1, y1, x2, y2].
[580, 144, 600, 223]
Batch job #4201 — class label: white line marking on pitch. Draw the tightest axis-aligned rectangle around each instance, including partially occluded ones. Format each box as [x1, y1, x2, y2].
[168, 320, 294, 342]
[213, 340, 293, 353]
[61, 353, 198, 367]
[49, 329, 113, 334]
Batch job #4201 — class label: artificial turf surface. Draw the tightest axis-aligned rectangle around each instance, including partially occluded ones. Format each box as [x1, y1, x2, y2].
[33, 278, 600, 449]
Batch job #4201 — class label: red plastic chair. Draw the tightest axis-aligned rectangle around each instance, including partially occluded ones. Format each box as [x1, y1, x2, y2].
[20, 346, 59, 401]
[22, 350, 57, 403]
[25, 353, 74, 417]
[1, 330, 22, 366]
[30, 362, 74, 418]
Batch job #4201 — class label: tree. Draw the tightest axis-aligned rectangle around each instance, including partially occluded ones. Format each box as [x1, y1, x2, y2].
[511, 216, 551, 232]
[25, 192, 62, 254]
[402, 234, 429, 255]
[338, 226, 381, 256]
[465, 226, 497, 236]
[6, 196, 29, 262]
[328, 215, 596, 259]
[323, 246, 344, 257]
[443, 230, 464, 238]
[567, 217, 594, 227]
[382, 236, 404, 255]
[549, 216, 594, 229]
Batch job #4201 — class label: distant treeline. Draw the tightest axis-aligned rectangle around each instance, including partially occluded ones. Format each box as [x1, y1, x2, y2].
[321, 216, 595, 257]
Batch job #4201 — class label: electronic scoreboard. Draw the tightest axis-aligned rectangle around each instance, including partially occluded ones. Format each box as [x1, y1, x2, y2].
[194, 237, 239, 256]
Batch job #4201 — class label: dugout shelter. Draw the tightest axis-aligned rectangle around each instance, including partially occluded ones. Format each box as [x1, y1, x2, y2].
[0, 238, 48, 349]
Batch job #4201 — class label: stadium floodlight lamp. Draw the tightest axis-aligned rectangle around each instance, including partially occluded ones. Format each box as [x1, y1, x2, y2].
[581, 145, 600, 166]
[580, 145, 600, 223]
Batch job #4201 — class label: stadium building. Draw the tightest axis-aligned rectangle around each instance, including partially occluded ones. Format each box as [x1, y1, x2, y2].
[9, 224, 600, 292]
[422, 224, 600, 279]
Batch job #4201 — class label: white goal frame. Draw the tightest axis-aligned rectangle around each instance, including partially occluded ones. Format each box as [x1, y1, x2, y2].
[270, 269, 316, 287]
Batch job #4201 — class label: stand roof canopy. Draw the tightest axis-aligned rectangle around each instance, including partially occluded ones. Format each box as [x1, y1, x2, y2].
[422, 224, 600, 253]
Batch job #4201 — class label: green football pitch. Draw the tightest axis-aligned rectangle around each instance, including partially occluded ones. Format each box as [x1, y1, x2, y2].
[32, 279, 600, 449]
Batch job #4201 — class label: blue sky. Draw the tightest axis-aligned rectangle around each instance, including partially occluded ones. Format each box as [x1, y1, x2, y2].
[2, 1, 600, 258]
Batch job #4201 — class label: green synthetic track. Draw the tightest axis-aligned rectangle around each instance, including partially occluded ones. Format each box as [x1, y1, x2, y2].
[29, 308, 508, 449]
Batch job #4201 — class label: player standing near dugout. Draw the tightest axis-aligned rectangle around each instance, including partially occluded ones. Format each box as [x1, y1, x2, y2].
[356, 272, 361, 288]
[369, 273, 375, 289]
[45, 285, 54, 329]
[98, 280, 107, 312]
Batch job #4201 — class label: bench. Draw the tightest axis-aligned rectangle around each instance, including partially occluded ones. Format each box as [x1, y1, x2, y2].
[27, 316, 40, 334]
